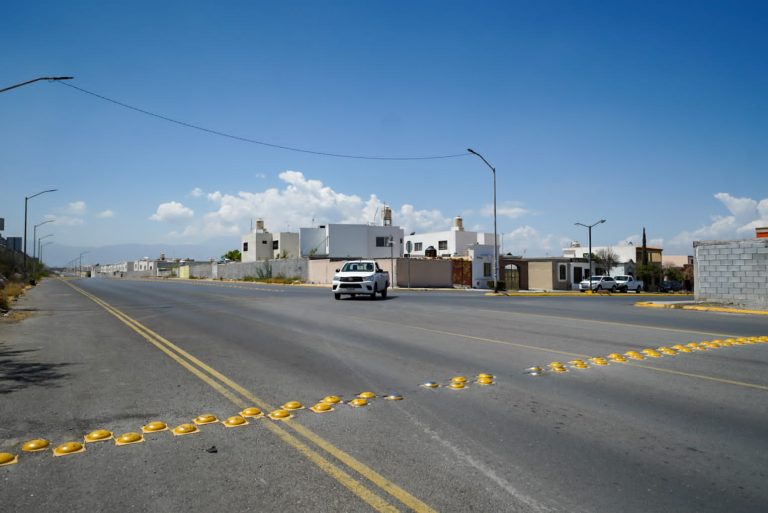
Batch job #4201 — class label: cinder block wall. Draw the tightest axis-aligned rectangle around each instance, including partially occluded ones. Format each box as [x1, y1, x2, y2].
[694, 239, 768, 309]
[187, 259, 308, 281]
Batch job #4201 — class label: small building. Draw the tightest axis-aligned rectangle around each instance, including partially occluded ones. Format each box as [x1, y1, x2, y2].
[300, 223, 404, 259]
[272, 232, 300, 259]
[562, 243, 663, 276]
[241, 219, 275, 262]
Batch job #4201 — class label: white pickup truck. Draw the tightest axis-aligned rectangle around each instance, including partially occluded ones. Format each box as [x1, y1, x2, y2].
[615, 275, 644, 293]
[332, 260, 389, 300]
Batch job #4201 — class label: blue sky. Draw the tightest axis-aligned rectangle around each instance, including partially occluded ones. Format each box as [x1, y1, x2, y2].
[2, 1, 767, 265]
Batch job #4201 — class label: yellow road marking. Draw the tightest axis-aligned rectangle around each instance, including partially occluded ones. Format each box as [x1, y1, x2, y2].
[63, 280, 434, 513]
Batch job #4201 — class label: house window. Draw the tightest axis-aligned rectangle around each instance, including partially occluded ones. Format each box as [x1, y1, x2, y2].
[483, 262, 492, 277]
[414, 242, 423, 252]
[273, 240, 279, 250]
[243, 242, 249, 252]
[262, 240, 268, 244]
[376, 237, 390, 247]
[438, 240, 448, 250]
[559, 264, 566, 281]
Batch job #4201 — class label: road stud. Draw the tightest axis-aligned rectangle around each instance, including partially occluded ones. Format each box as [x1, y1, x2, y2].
[115, 432, 144, 446]
[142, 421, 168, 433]
[548, 362, 567, 373]
[383, 393, 404, 400]
[53, 441, 85, 457]
[194, 414, 219, 425]
[357, 392, 377, 399]
[641, 349, 662, 358]
[421, 381, 440, 388]
[240, 407, 264, 418]
[658, 347, 678, 355]
[268, 409, 293, 420]
[223, 416, 248, 428]
[476, 377, 495, 385]
[672, 344, 693, 353]
[172, 423, 200, 436]
[625, 351, 645, 360]
[85, 429, 113, 443]
[477, 373, 494, 379]
[321, 395, 342, 404]
[22, 439, 50, 452]
[589, 357, 609, 366]
[310, 402, 334, 413]
[448, 381, 467, 389]
[687, 342, 705, 351]
[349, 398, 369, 407]
[0, 453, 18, 466]
[283, 401, 304, 411]
[607, 353, 627, 363]
[525, 366, 543, 376]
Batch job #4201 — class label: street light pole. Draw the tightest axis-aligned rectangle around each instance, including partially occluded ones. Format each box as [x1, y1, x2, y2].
[38, 234, 54, 264]
[0, 76, 74, 94]
[79, 251, 89, 278]
[467, 148, 499, 291]
[40, 241, 54, 267]
[33, 219, 54, 260]
[575, 219, 606, 288]
[24, 189, 58, 276]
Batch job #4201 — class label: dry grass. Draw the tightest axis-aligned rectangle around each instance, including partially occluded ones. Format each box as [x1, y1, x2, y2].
[0, 282, 27, 311]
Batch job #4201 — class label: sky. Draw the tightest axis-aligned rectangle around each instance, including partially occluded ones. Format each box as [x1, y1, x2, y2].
[2, 1, 767, 266]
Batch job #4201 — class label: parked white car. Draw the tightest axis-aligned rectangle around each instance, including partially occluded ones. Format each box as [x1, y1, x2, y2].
[615, 275, 644, 293]
[579, 275, 618, 292]
[332, 260, 389, 300]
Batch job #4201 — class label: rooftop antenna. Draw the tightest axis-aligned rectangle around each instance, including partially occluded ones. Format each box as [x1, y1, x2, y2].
[371, 207, 379, 226]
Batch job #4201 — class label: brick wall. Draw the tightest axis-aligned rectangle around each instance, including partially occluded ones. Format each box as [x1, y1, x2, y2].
[694, 239, 768, 309]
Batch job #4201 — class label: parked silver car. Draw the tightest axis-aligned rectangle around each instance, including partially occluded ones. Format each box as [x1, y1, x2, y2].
[579, 276, 618, 292]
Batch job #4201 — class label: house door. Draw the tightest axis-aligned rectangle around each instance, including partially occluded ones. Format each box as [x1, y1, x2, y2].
[452, 260, 472, 287]
[574, 266, 583, 283]
[503, 264, 519, 291]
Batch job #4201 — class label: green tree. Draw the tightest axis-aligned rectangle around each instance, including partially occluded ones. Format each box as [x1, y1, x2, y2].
[663, 265, 684, 282]
[222, 249, 242, 262]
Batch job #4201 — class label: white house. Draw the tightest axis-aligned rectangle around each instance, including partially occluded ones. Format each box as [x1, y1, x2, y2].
[272, 232, 300, 259]
[404, 217, 498, 258]
[562, 242, 663, 276]
[300, 224, 404, 259]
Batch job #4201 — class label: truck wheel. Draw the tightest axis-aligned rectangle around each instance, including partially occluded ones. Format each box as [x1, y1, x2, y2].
[334, 293, 341, 300]
[596, 285, 602, 291]
[372, 284, 378, 300]
[636, 286, 642, 293]
[381, 286, 388, 299]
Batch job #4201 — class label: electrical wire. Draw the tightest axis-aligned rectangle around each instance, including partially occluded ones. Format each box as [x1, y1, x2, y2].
[58, 82, 469, 161]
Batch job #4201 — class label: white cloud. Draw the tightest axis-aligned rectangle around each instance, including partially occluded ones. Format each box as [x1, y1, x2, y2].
[481, 202, 529, 219]
[501, 225, 554, 256]
[668, 192, 768, 253]
[255, 173, 267, 179]
[189, 187, 204, 198]
[96, 209, 115, 218]
[150, 201, 194, 222]
[66, 201, 87, 215]
[175, 171, 452, 239]
[45, 214, 83, 226]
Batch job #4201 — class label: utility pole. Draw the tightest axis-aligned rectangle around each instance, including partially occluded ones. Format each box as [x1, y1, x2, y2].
[467, 149, 500, 291]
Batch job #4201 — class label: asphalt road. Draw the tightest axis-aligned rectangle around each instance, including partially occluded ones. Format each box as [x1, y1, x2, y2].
[2, 277, 767, 512]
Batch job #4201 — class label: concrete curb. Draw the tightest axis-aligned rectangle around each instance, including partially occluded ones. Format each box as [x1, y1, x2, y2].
[635, 301, 768, 316]
[486, 291, 693, 298]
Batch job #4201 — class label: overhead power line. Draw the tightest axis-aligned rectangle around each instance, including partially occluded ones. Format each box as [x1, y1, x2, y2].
[58, 82, 469, 161]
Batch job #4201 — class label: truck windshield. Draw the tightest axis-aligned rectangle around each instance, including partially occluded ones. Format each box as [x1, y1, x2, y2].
[341, 262, 374, 272]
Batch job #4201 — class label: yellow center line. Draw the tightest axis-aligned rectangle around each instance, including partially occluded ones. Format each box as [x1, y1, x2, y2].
[63, 280, 435, 513]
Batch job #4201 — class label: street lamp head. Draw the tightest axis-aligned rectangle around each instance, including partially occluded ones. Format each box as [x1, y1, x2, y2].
[599, 219, 606, 224]
[467, 148, 477, 155]
[49, 77, 74, 81]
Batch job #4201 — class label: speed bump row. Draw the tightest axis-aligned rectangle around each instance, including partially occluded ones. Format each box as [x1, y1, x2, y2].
[525, 335, 768, 376]
[1, 372, 499, 467]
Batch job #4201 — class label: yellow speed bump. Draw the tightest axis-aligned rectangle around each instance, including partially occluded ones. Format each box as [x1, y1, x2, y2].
[383, 393, 404, 400]
[194, 414, 219, 425]
[115, 432, 144, 446]
[357, 391, 377, 399]
[589, 357, 609, 366]
[172, 423, 199, 436]
[321, 395, 342, 404]
[525, 366, 543, 376]
[310, 402, 334, 413]
[53, 441, 85, 457]
[142, 421, 168, 433]
[641, 349, 662, 358]
[448, 382, 467, 389]
[268, 409, 293, 420]
[240, 407, 264, 418]
[349, 398, 369, 407]
[607, 353, 627, 363]
[658, 347, 678, 355]
[282, 401, 304, 411]
[477, 373, 494, 380]
[421, 381, 440, 388]
[223, 416, 248, 428]
[22, 439, 50, 452]
[84, 429, 113, 443]
[0, 452, 19, 466]
[672, 344, 693, 353]
[548, 362, 567, 373]
[687, 342, 705, 351]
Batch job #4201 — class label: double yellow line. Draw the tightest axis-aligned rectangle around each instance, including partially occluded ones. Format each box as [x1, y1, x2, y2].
[63, 280, 435, 513]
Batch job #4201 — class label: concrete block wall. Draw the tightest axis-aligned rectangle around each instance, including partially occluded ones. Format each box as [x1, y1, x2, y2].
[187, 259, 308, 282]
[694, 239, 768, 309]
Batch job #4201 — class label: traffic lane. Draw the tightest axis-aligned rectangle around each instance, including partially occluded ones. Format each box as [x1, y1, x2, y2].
[69, 278, 764, 510]
[0, 281, 406, 513]
[74, 278, 544, 512]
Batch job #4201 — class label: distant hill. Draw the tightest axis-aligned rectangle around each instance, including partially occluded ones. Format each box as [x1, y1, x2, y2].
[42, 239, 236, 267]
